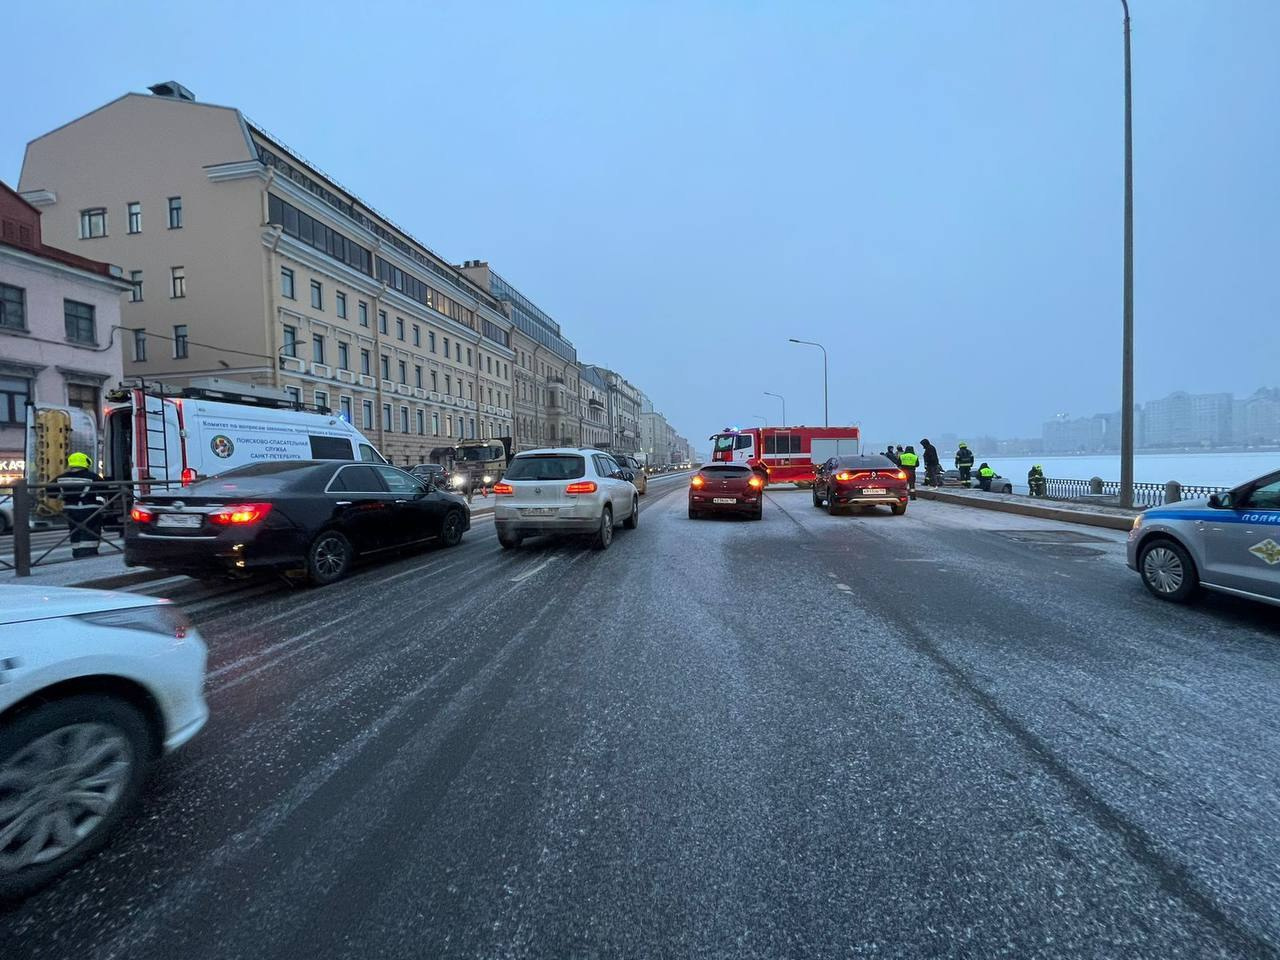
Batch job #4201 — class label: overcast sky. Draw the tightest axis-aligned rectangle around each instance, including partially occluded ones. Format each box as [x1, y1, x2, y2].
[5, 1, 1277, 451]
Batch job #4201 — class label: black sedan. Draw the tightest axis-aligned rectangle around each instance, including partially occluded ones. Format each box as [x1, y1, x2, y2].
[126, 460, 470, 585]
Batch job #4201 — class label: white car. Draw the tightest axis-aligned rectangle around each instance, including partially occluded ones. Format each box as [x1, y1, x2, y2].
[492, 448, 640, 550]
[0, 586, 208, 899]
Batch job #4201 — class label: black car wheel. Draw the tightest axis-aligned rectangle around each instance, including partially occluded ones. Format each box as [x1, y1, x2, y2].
[750, 506, 763, 521]
[594, 506, 613, 550]
[623, 498, 639, 530]
[440, 510, 465, 548]
[826, 491, 840, 516]
[812, 486, 822, 508]
[891, 503, 907, 516]
[1139, 539, 1199, 603]
[0, 695, 151, 901]
[688, 506, 700, 520]
[497, 529, 522, 550]
[307, 530, 352, 586]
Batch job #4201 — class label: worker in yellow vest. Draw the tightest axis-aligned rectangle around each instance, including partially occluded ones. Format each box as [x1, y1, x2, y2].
[898, 446, 920, 500]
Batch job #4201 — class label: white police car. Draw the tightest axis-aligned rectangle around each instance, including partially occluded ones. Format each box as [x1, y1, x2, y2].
[1127, 468, 1280, 607]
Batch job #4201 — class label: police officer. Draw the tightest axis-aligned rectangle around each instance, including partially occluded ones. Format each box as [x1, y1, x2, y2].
[977, 462, 996, 491]
[51, 452, 104, 558]
[898, 445, 920, 499]
[1027, 464, 1047, 498]
[955, 442, 975, 485]
[920, 438, 941, 487]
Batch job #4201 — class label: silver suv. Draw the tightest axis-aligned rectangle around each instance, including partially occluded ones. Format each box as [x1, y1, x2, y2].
[493, 449, 640, 550]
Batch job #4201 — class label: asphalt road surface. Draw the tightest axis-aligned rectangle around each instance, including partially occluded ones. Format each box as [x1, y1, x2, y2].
[4, 475, 1278, 960]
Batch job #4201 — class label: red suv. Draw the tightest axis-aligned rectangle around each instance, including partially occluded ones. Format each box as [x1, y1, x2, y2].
[689, 464, 764, 520]
[813, 455, 909, 515]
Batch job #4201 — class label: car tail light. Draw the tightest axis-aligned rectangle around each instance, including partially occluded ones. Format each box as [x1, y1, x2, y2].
[835, 471, 853, 481]
[565, 481, 597, 495]
[690, 475, 706, 488]
[892, 469, 908, 480]
[181, 467, 197, 486]
[747, 475, 763, 489]
[130, 506, 154, 523]
[208, 503, 273, 525]
[493, 482, 514, 495]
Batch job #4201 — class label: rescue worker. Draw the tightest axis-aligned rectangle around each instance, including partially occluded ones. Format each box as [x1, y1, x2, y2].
[1027, 464, 1047, 498]
[955, 442, 975, 485]
[977, 462, 996, 492]
[898, 445, 920, 499]
[883, 446, 899, 465]
[51, 452, 105, 558]
[920, 439, 941, 487]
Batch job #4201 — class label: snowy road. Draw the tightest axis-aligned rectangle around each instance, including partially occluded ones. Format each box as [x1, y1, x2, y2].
[3, 477, 1278, 959]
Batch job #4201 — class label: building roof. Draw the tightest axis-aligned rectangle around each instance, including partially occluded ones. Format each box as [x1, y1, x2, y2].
[0, 181, 122, 280]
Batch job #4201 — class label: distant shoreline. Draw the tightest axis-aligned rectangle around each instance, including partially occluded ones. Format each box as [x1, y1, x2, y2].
[990, 447, 1280, 458]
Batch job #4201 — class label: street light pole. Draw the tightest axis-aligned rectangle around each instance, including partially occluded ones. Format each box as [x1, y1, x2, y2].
[1119, 0, 1135, 509]
[764, 391, 786, 425]
[788, 338, 828, 426]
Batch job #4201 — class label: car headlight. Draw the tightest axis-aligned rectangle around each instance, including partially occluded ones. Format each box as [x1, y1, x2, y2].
[452, 475, 465, 486]
[1131, 514, 1143, 531]
[79, 603, 191, 640]
[482, 475, 493, 484]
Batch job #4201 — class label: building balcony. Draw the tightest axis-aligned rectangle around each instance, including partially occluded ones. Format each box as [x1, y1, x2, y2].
[358, 374, 376, 387]
[311, 363, 331, 378]
[279, 355, 305, 373]
[336, 369, 355, 383]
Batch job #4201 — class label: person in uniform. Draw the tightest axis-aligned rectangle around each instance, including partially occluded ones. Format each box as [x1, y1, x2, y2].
[51, 452, 105, 558]
[898, 445, 920, 499]
[1027, 464, 1047, 497]
[977, 462, 996, 492]
[955, 442, 975, 485]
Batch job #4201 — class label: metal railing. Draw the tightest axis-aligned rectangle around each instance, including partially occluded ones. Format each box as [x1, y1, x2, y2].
[3, 479, 180, 576]
[1037, 477, 1230, 509]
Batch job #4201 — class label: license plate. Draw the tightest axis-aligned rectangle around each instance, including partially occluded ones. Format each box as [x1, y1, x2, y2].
[712, 497, 737, 504]
[521, 507, 557, 516]
[862, 488, 887, 495]
[156, 513, 201, 528]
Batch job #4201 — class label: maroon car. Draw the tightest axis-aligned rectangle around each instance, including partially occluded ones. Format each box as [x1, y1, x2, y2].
[688, 464, 764, 520]
[813, 454, 909, 515]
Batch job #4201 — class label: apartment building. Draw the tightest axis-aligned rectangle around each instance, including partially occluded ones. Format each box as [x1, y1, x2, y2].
[579, 366, 610, 450]
[458, 261, 580, 451]
[581, 364, 641, 456]
[0, 182, 131, 473]
[18, 83, 515, 466]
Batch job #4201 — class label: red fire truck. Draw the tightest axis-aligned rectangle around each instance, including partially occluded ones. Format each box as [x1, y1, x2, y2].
[709, 425, 861, 485]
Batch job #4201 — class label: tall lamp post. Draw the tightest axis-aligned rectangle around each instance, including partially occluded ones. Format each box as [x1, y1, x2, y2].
[764, 391, 786, 425]
[1119, 0, 1135, 509]
[788, 338, 828, 427]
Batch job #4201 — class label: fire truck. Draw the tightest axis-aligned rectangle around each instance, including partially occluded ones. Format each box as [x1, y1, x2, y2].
[709, 425, 861, 486]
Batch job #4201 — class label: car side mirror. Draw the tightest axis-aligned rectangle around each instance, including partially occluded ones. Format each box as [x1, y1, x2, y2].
[622, 470, 635, 482]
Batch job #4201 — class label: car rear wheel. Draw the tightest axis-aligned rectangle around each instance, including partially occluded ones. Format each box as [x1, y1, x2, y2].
[440, 510, 465, 548]
[750, 506, 763, 521]
[307, 530, 352, 586]
[0, 695, 152, 901]
[826, 492, 840, 516]
[812, 487, 822, 508]
[1139, 539, 1198, 603]
[688, 507, 700, 520]
[594, 506, 613, 550]
[891, 503, 907, 516]
[497, 530, 522, 550]
[623, 498, 638, 529]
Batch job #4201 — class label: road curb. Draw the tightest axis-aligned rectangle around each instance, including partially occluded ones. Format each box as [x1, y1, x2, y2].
[915, 488, 1136, 531]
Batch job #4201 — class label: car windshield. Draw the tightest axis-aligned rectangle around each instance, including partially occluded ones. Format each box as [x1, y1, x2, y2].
[456, 446, 504, 461]
[505, 455, 586, 481]
[700, 465, 750, 475]
[713, 435, 737, 451]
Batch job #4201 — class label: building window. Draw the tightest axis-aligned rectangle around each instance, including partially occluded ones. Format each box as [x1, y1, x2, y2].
[336, 292, 347, 319]
[312, 334, 326, 364]
[339, 395, 352, 422]
[360, 348, 371, 376]
[378, 310, 388, 334]
[445, 374, 452, 396]
[64, 300, 96, 344]
[487, 355, 492, 373]
[413, 324, 421, 347]
[133, 328, 147, 361]
[416, 409, 425, 435]
[430, 370, 438, 392]
[310, 280, 323, 310]
[281, 267, 295, 299]
[170, 266, 186, 298]
[467, 348, 473, 366]
[398, 360, 407, 384]
[428, 331, 436, 353]
[337, 341, 350, 370]
[414, 365, 423, 389]
[314, 389, 328, 411]
[0, 376, 31, 424]
[456, 343, 462, 361]
[174, 324, 189, 359]
[127, 202, 142, 234]
[168, 196, 183, 229]
[446, 415, 452, 436]
[382, 403, 392, 431]
[400, 406, 410, 433]
[358, 301, 368, 326]
[0, 283, 25, 330]
[282, 324, 298, 358]
[442, 336, 449, 358]
[129, 270, 143, 302]
[362, 399, 374, 429]
[395, 317, 405, 341]
[285, 385, 301, 405]
[79, 208, 107, 238]
[380, 355, 390, 381]
[468, 418, 476, 439]
[432, 412, 440, 435]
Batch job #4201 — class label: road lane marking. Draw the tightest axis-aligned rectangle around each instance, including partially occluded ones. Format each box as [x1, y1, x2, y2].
[510, 556, 556, 582]
[835, 583, 852, 591]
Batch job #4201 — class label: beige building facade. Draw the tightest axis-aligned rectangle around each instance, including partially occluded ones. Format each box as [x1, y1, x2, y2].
[19, 84, 515, 467]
